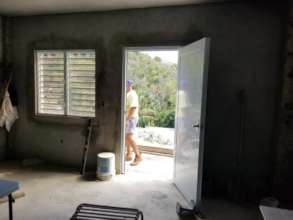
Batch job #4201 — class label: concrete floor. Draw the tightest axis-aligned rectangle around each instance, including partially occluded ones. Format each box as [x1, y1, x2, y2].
[0, 156, 262, 220]
[125, 153, 175, 181]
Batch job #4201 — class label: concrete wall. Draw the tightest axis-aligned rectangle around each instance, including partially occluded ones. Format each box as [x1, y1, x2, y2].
[0, 16, 6, 161]
[274, 2, 293, 205]
[0, 16, 2, 63]
[10, 2, 286, 198]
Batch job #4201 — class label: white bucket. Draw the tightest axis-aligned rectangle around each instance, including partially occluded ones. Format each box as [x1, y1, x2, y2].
[97, 152, 115, 181]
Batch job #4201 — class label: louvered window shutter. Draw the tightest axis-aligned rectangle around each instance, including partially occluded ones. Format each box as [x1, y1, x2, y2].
[36, 51, 65, 115]
[67, 51, 96, 117]
[35, 50, 96, 118]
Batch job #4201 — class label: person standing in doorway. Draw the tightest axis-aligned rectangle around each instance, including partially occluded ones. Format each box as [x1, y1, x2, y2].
[125, 80, 142, 166]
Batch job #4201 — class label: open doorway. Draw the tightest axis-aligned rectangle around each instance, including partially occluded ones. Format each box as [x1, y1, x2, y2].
[121, 48, 179, 181]
[120, 39, 210, 210]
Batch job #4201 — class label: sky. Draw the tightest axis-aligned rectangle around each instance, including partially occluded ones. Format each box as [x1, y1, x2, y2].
[141, 50, 178, 64]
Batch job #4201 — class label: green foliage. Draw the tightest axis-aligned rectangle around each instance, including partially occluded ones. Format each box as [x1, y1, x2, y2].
[127, 51, 177, 128]
[155, 109, 175, 128]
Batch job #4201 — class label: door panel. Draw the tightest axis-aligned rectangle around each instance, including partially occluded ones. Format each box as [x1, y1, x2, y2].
[174, 38, 210, 207]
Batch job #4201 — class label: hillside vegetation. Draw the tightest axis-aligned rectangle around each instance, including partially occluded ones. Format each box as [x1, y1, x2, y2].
[127, 51, 177, 128]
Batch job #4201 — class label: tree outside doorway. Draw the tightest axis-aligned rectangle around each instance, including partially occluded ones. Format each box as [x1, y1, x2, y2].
[127, 50, 178, 152]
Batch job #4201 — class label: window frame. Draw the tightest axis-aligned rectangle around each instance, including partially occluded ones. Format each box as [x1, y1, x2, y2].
[34, 49, 96, 119]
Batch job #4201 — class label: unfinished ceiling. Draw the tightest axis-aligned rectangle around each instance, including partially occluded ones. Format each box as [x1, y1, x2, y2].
[0, 0, 230, 16]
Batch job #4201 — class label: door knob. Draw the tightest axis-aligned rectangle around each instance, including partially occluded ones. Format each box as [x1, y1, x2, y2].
[193, 123, 200, 128]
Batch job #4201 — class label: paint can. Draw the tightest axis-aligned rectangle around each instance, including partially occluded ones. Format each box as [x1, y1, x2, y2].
[97, 152, 115, 181]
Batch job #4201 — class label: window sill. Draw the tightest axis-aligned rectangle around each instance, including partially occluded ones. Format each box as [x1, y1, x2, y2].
[32, 114, 95, 126]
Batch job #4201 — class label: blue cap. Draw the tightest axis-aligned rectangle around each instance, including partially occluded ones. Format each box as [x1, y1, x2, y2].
[127, 80, 133, 87]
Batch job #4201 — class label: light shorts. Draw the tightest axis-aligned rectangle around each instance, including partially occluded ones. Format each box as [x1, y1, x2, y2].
[126, 117, 138, 134]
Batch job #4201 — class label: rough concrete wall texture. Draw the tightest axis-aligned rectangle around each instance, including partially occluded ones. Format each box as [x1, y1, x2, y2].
[0, 16, 2, 63]
[0, 15, 6, 161]
[10, 2, 285, 198]
[274, 3, 293, 205]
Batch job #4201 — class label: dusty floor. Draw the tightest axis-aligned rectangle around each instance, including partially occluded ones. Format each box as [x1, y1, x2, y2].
[0, 155, 262, 220]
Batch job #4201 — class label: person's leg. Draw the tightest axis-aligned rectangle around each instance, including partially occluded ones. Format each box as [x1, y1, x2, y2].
[126, 134, 140, 156]
[125, 137, 133, 161]
[125, 119, 133, 161]
[126, 134, 142, 166]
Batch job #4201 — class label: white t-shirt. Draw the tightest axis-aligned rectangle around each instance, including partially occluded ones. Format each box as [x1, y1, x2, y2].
[126, 90, 139, 118]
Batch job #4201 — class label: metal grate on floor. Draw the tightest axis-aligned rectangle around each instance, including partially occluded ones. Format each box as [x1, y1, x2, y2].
[71, 203, 144, 220]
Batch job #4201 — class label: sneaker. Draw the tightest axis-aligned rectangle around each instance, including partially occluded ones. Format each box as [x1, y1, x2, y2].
[130, 156, 142, 166]
[125, 154, 133, 161]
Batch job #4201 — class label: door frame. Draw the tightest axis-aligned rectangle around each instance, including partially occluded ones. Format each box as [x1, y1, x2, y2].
[120, 46, 180, 174]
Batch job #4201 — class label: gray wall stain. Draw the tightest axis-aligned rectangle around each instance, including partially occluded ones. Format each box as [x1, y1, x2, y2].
[9, 3, 286, 198]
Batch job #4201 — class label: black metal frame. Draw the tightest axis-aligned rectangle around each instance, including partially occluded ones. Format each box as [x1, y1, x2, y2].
[8, 194, 14, 220]
[71, 203, 144, 220]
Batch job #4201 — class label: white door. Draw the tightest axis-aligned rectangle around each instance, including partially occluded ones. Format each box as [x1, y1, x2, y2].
[174, 38, 210, 208]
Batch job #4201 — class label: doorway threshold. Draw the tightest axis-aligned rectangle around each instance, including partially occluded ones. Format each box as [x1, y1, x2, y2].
[125, 153, 174, 181]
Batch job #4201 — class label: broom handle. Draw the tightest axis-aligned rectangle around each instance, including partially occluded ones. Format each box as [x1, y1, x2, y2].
[80, 119, 94, 175]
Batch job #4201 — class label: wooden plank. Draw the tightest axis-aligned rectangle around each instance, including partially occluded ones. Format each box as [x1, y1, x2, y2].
[138, 144, 174, 156]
